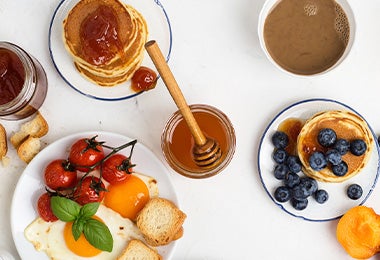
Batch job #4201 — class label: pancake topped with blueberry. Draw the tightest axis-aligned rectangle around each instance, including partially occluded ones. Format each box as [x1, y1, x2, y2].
[297, 110, 374, 183]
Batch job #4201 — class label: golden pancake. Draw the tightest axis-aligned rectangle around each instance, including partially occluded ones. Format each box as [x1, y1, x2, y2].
[63, 0, 134, 64]
[63, 0, 148, 86]
[73, 6, 147, 77]
[297, 110, 373, 183]
[74, 57, 141, 86]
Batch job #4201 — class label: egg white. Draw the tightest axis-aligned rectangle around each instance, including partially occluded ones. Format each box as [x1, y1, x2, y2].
[24, 172, 159, 259]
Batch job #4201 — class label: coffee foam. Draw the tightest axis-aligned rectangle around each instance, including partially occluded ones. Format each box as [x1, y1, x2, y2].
[334, 3, 350, 46]
[304, 3, 318, 16]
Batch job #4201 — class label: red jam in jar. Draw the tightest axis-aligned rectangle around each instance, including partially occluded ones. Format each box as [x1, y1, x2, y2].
[0, 42, 47, 120]
[0, 48, 25, 105]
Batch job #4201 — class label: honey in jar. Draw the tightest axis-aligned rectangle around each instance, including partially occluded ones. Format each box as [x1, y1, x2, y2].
[161, 104, 236, 178]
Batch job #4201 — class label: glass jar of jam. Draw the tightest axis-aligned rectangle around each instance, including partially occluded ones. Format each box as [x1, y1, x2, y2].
[161, 104, 236, 178]
[0, 42, 47, 120]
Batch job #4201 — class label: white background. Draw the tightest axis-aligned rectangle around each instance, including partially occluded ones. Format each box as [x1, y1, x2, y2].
[1, 0, 380, 259]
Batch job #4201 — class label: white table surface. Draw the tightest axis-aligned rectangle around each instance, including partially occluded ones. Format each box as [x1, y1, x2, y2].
[1, 0, 380, 259]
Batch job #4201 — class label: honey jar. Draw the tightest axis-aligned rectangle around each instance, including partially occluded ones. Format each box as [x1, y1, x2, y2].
[161, 104, 236, 178]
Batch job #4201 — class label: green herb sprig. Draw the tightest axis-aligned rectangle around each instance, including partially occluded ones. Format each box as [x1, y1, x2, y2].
[50, 196, 113, 252]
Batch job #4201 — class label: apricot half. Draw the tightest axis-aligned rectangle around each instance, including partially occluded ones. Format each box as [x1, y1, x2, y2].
[337, 206, 380, 259]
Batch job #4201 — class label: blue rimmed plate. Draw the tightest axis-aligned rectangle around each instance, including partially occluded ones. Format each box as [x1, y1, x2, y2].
[258, 98, 380, 221]
[49, 0, 172, 101]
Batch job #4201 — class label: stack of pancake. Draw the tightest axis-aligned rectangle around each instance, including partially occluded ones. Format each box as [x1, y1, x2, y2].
[297, 110, 374, 183]
[63, 0, 148, 86]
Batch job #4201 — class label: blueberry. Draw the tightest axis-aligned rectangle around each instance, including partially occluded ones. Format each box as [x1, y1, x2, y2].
[309, 152, 328, 171]
[292, 185, 309, 200]
[299, 177, 318, 195]
[325, 149, 342, 165]
[286, 155, 302, 173]
[317, 128, 337, 147]
[334, 139, 350, 155]
[274, 164, 289, 180]
[350, 139, 367, 156]
[284, 172, 300, 188]
[272, 149, 288, 164]
[332, 161, 348, 176]
[291, 198, 308, 210]
[314, 189, 329, 204]
[274, 186, 292, 203]
[292, 185, 310, 200]
[292, 177, 318, 200]
[347, 184, 363, 200]
[271, 131, 289, 149]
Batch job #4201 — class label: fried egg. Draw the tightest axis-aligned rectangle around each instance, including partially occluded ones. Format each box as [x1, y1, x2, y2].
[104, 172, 158, 220]
[24, 172, 159, 259]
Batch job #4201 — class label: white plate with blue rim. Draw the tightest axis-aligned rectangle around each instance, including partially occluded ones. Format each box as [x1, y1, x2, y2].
[258, 98, 380, 221]
[49, 0, 172, 101]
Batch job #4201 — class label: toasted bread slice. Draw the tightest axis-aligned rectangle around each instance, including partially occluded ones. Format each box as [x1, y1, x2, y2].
[10, 112, 48, 148]
[172, 226, 184, 241]
[17, 136, 41, 163]
[117, 239, 162, 260]
[136, 198, 186, 246]
[0, 124, 7, 158]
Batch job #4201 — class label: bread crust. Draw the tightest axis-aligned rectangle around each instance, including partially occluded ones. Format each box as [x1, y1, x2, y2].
[17, 136, 41, 163]
[136, 198, 186, 246]
[117, 239, 162, 260]
[0, 124, 7, 158]
[10, 112, 48, 148]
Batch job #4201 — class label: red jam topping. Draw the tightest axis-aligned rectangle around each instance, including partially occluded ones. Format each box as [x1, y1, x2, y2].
[131, 66, 157, 92]
[80, 5, 122, 66]
[0, 48, 25, 105]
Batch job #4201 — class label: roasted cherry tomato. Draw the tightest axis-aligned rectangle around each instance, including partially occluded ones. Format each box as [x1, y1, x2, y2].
[37, 193, 58, 222]
[68, 136, 105, 172]
[74, 176, 106, 205]
[131, 66, 157, 92]
[102, 154, 134, 184]
[44, 159, 77, 190]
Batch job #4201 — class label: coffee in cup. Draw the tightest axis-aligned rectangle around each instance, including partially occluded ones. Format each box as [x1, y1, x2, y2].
[258, 0, 355, 76]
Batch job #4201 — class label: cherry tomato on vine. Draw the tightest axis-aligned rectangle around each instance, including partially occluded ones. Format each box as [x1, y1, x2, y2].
[44, 159, 77, 190]
[74, 176, 106, 205]
[102, 154, 135, 184]
[68, 136, 105, 172]
[37, 193, 58, 222]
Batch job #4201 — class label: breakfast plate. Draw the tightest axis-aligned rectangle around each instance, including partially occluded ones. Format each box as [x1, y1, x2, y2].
[258, 98, 380, 221]
[48, 0, 172, 101]
[11, 131, 178, 259]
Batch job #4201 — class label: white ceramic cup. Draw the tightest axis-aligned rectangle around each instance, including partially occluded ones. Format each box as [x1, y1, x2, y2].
[258, 0, 356, 77]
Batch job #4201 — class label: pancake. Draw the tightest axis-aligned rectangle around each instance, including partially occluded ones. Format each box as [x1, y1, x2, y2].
[63, 0, 148, 86]
[297, 110, 374, 183]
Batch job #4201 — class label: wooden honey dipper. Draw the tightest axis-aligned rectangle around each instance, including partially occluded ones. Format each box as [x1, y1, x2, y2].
[145, 40, 222, 168]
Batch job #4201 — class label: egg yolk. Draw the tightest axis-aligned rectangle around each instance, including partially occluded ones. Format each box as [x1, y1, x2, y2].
[63, 217, 102, 257]
[104, 175, 150, 220]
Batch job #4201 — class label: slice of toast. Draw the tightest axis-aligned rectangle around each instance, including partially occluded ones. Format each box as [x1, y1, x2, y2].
[0, 124, 7, 158]
[10, 112, 48, 148]
[117, 239, 162, 260]
[17, 136, 41, 163]
[136, 198, 186, 247]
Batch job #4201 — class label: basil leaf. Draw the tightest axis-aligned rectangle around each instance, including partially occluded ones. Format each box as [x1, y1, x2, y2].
[50, 196, 80, 222]
[72, 218, 85, 241]
[83, 218, 113, 252]
[79, 202, 100, 219]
